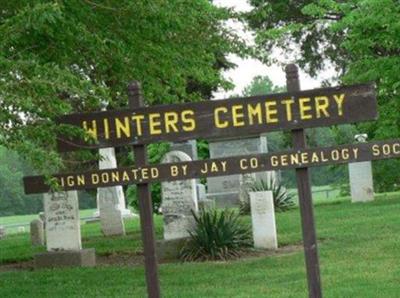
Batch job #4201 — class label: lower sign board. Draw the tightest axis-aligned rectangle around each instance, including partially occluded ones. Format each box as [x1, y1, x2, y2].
[24, 138, 400, 194]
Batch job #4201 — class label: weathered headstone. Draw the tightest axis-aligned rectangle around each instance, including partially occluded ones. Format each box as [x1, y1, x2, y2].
[35, 190, 95, 268]
[161, 151, 198, 240]
[207, 136, 271, 207]
[30, 219, 44, 246]
[349, 134, 374, 202]
[98, 187, 126, 236]
[96, 147, 131, 236]
[44, 191, 82, 251]
[0, 226, 5, 239]
[170, 140, 198, 160]
[250, 191, 278, 250]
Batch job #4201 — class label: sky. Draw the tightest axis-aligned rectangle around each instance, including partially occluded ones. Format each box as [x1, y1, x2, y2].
[212, 0, 335, 99]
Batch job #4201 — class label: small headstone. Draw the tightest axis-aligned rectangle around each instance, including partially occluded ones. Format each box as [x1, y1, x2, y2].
[96, 147, 130, 236]
[349, 134, 374, 202]
[249, 191, 278, 250]
[98, 187, 126, 236]
[17, 226, 26, 233]
[0, 226, 5, 239]
[30, 219, 45, 246]
[44, 191, 82, 251]
[161, 151, 198, 240]
[207, 136, 272, 207]
[349, 161, 374, 202]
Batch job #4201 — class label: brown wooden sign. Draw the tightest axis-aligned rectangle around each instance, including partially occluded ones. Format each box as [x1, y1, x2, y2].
[24, 138, 400, 194]
[57, 83, 377, 152]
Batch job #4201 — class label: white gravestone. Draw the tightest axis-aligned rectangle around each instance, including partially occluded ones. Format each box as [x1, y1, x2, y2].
[349, 161, 374, 202]
[44, 191, 81, 251]
[96, 147, 133, 236]
[161, 151, 198, 240]
[250, 191, 278, 250]
[349, 134, 374, 202]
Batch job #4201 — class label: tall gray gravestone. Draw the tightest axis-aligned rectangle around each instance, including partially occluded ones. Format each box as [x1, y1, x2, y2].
[207, 135, 272, 207]
[161, 151, 198, 240]
[249, 191, 278, 250]
[35, 191, 95, 268]
[349, 134, 374, 202]
[30, 219, 44, 246]
[96, 147, 132, 236]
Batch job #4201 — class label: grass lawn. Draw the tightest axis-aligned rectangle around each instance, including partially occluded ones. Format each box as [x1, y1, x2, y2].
[0, 194, 399, 297]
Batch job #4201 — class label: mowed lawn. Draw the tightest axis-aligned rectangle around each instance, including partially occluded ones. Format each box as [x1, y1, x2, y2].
[0, 195, 399, 297]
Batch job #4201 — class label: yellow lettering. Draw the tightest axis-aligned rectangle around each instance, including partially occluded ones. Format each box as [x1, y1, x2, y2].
[103, 118, 110, 139]
[82, 120, 98, 140]
[115, 117, 131, 138]
[232, 105, 245, 127]
[299, 98, 312, 120]
[281, 99, 294, 121]
[149, 113, 162, 135]
[372, 144, 380, 156]
[170, 166, 178, 177]
[164, 112, 179, 133]
[248, 103, 263, 125]
[91, 174, 99, 185]
[132, 114, 145, 136]
[265, 101, 278, 123]
[214, 107, 229, 128]
[271, 156, 279, 167]
[315, 96, 330, 118]
[240, 159, 248, 169]
[333, 94, 345, 116]
[182, 110, 196, 132]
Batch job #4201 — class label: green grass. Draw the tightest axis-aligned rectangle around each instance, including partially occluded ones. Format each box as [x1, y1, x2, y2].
[0, 195, 400, 297]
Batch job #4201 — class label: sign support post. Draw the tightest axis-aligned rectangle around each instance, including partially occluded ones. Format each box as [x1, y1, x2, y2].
[286, 64, 322, 298]
[128, 82, 161, 298]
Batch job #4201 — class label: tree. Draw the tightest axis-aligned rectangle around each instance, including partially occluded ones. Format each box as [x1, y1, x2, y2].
[0, 1, 246, 175]
[242, 75, 285, 96]
[247, 0, 400, 191]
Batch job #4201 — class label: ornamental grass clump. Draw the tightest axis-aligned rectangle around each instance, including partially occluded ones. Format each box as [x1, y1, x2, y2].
[180, 209, 252, 261]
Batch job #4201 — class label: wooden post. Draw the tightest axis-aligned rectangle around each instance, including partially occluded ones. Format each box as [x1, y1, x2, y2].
[285, 64, 322, 298]
[128, 81, 161, 298]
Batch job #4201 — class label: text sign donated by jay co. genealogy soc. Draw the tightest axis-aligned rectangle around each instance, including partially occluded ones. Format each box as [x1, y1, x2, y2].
[24, 138, 400, 194]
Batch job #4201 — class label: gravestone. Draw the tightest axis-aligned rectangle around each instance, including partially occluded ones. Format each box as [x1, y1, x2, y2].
[161, 151, 198, 240]
[349, 134, 374, 202]
[207, 136, 271, 207]
[96, 147, 132, 236]
[170, 140, 198, 160]
[0, 226, 5, 239]
[35, 191, 95, 268]
[249, 191, 278, 250]
[98, 187, 126, 236]
[30, 219, 44, 246]
[44, 191, 82, 251]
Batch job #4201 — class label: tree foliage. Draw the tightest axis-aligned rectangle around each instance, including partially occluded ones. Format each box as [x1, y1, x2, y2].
[247, 0, 400, 191]
[0, 0, 246, 175]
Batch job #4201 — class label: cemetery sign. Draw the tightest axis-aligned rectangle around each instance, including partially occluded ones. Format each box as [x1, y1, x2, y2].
[23, 69, 387, 298]
[57, 83, 376, 151]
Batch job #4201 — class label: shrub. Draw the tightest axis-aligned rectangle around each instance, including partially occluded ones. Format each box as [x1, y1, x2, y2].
[239, 177, 295, 214]
[180, 208, 252, 261]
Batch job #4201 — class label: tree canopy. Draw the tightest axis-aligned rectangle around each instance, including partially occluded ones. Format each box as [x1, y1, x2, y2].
[0, 1, 246, 174]
[247, 0, 400, 191]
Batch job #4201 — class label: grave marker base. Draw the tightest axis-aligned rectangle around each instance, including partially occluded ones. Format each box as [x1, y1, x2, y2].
[34, 249, 96, 269]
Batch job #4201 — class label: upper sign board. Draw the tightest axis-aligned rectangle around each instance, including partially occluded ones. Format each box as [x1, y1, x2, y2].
[57, 83, 377, 152]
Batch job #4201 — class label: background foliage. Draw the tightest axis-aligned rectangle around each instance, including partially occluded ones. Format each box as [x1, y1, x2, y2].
[247, 0, 400, 191]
